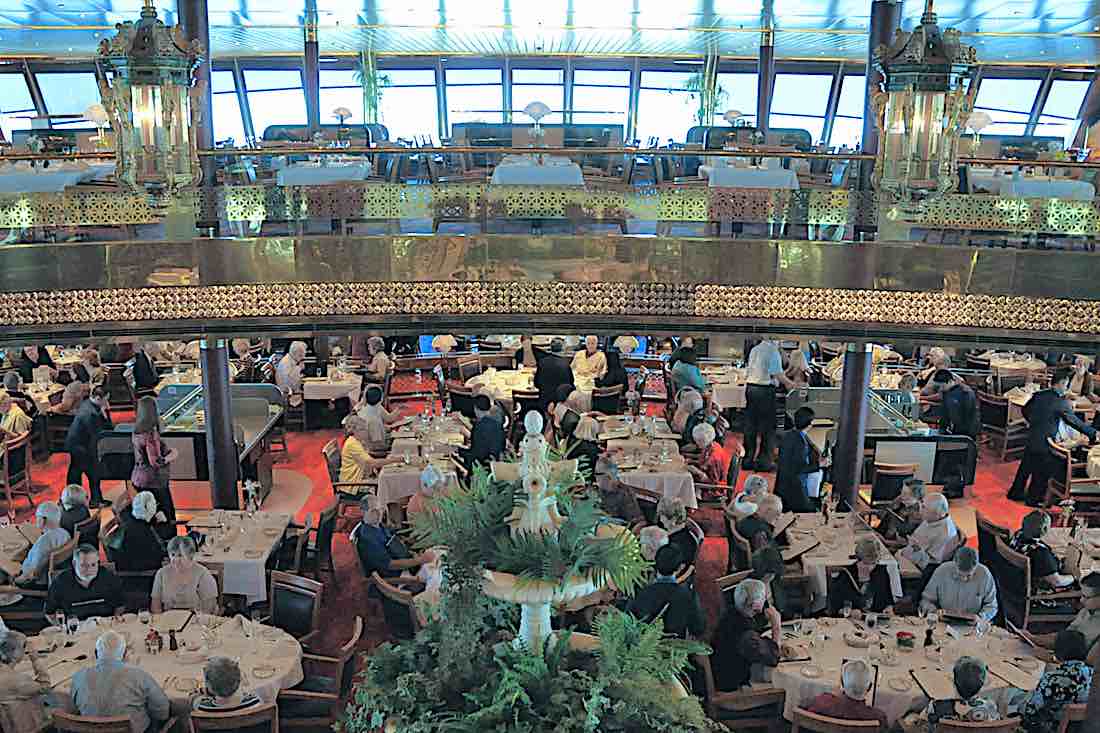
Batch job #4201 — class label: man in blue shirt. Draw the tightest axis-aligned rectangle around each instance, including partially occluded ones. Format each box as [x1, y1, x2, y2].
[351, 497, 429, 579]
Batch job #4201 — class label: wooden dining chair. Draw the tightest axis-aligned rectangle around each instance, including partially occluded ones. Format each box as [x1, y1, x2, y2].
[278, 616, 364, 729]
[52, 712, 177, 733]
[869, 463, 917, 505]
[371, 571, 423, 639]
[447, 384, 477, 420]
[302, 502, 338, 578]
[996, 536, 1081, 631]
[189, 702, 279, 732]
[267, 571, 323, 648]
[791, 708, 882, 733]
[456, 358, 482, 383]
[1045, 437, 1100, 513]
[591, 385, 624, 415]
[715, 569, 753, 597]
[693, 652, 785, 731]
[935, 718, 1021, 733]
[73, 509, 102, 551]
[1056, 703, 1087, 733]
[0, 431, 35, 513]
[973, 510, 1010, 573]
[976, 391, 1027, 461]
[321, 439, 378, 529]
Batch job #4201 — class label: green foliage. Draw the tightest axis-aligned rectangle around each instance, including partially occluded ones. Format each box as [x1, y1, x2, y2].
[682, 70, 728, 127]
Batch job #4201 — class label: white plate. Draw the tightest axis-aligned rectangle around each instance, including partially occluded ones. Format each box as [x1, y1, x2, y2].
[888, 677, 913, 692]
[801, 664, 823, 678]
[251, 665, 276, 679]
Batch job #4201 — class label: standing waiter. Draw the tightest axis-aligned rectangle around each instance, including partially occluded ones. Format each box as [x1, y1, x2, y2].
[743, 339, 794, 472]
[1008, 367, 1097, 507]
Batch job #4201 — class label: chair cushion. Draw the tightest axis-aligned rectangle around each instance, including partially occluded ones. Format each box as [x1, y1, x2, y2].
[297, 675, 337, 695]
[273, 588, 316, 638]
[715, 702, 781, 721]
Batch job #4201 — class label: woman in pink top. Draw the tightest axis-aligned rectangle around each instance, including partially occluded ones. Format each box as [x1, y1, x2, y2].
[131, 396, 179, 540]
[406, 464, 445, 520]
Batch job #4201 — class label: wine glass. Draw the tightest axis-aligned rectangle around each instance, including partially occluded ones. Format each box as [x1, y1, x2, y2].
[840, 602, 852, 621]
[975, 617, 991, 640]
[926, 608, 940, 631]
[138, 610, 151, 626]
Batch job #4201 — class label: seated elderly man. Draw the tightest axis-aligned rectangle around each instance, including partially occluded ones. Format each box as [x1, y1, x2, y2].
[805, 659, 889, 727]
[458, 395, 506, 473]
[275, 340, 307, 406]
[920, 546, 998, 623]
[193, 657, 261, 713]
[45, 543, 124, 621]
[898, 656, 999, 733]
[896, 492, 960, 572]
[638, 526, 669, 563]
[70, 631, 170, 733]
[2, 372, 38, 419]
[657, 496, 699, 569]
[570, 335, 607, 382]
[1, 502, 70, 587]
[352, 496, 430, 579]
[711, 579, 782, 691]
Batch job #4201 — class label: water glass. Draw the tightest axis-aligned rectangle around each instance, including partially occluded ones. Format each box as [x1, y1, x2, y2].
[866, 613, 878, 631]
[138, 610, 151, 625]
[840, 602, 852, 620]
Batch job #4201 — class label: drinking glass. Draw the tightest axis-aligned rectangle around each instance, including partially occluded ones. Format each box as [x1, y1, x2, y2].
[866, 613, 878, 631]
[138, 610, 151, 625]
[975, 617, 991, 639]
[791, 619, 802, 637]
[840, 602, 852, 620]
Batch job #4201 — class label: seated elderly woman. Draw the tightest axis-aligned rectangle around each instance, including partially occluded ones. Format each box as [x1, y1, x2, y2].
[59, 484, 91, 539]
[920, 546, 998, 623]
[878, 477, 926, 542]
[1010, 510, 1076, 591]
[1022, 630, 1092, 733]
[896, 492, 960, 573]
[670, 388, 704, 435]
[0, 629, 51, 733]
[805, 658, 889, 727]
[829, 536, 898, 615]
[687, 423, 735, 489]
[726, 474, 770, 522]
[151, 536, 219, 614]
[656, 496, 699, 569]
[114, 492, 169, 573]
[736, 493, 786, 552]
[5, 502, 70, 587]
[710, 579, 782, 691]
[638, 526, 669, 563]
[899, 656, 999, 733]
[406, 464, 445, 520]
[568, 415, 602, 482]
[49, 381, 89, 415]
[340, 415, 401, 485]
[193, 657, 261, 713]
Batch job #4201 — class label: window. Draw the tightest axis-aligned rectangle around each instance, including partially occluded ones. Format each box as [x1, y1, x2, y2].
[37, 72, 101, 128]
[210, 70, 246, 145]
[716, 72, 757, 126]
[0, 73, 34, 141]
[1036, 79, 1091, 146]
[769, 73, 833, 143]
[972, 77, 1043, 136]
[829, 74, 866, 148]
[377, 69, 439, 141]
[571, 69, 630, 127]
[512, 68, 563, 124]
[637, 70, 702, 145]
[446, 68, 504, 129]
[243, 69, 306, 140]
[319, 69, 363, 126]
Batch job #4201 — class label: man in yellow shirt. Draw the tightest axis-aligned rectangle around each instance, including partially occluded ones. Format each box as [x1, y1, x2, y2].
[0, 390, 33, 435]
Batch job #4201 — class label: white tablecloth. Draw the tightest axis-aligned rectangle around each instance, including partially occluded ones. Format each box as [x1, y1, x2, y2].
[969, 169, 1095, 200]
[466, 368, 536, 403]
[0, 522, 40, 578]
[490, 155, 584, 186]
[0, 164, 114, 194]
[155, 370, 202, 394]
[986, 353, 1048, 372]
[25, 383, 64, 412]
[619, 465, 697, 509]
[276, 162, 372, 186]
[192, 511, 292, 604]
[703, 164, 800, 190]
[24, 610, 302, 723]
[302, 375, 361, 402]
[377, 460, 458, 505]
[769, 618, 1039, 724]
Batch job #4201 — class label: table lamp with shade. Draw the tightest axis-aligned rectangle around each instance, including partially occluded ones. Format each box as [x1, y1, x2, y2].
[723, 110, 744, 127]
[84, 103, 111, 150]
[966, 110, 991, 155]
[332, 106, 353, 145]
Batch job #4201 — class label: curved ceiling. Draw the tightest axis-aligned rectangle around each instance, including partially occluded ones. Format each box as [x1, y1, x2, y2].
[0, 0, 1096, 64]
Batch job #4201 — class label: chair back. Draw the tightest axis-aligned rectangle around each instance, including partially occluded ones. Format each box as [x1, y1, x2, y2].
[1057, 703, 1087, 733]
[935, 718, 1021, 733]
[591, 385, 623, 414]
[675, 564, 695, 585]
[976, 391, 1009, 430]
[457, 358, 482, 382]
[994, 536, 1031, 627]
[448, 385, 477, 420]
[994, 368, 1030, 395]
[974, 510, 1009, 572]
[870, 462, 917, 504]
[51, 711, 133, 733]
[190, 702, 279, 732]
[3, 430, 31, 484]
[371, 571, 420, 639]
[381, 370, 394, 410]
[74, 509, 102, 550]
[99, 516, 122, 564]
[49, 536, 79, 577]
[321, 439, 341, 487]
[335, 616, 365, 698]
[314, 502, 338, 573]
[269, 571, 322, 641]
[792, 707, 882, 733]
[715, 569, 753, 595]
[727, 516, 753, 571]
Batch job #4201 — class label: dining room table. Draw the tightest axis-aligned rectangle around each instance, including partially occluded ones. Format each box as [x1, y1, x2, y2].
[0, 162, 115, 194]
[968, 168, 1096, 200]
[0, 521, 41, 580]
[24, 382, 64, 413]
[376, 458, 459, 507]
[155, 368, 203, 394]
[767, 615, 1042, 724]
[275, 161, 373, 186]
[21, 609, 302, 731]
[1004, 384, 1096, 424]
[598, 428, 695, 508]
[980, 351, 1049, 373]
[390, 415, 468, 459]
[700, 162, 800, 190]
[703, 365, 747, 410]
[186, 510, 293, 604]
[489, 154, 585, 186]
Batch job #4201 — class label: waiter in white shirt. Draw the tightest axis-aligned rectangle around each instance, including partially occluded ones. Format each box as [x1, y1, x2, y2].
[743, 339, 794, 472]
[275, 341, 307, 407]
[571, 335, 607, 382]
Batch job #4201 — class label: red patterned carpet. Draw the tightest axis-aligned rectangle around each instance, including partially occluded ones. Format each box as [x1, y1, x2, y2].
[14, 398, 1028, 658]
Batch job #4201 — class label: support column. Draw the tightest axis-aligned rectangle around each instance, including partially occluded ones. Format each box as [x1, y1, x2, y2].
[756, 28, 775, 132]
[200, 339, 239, 509]
[303, 1, 321, 134]
[860, 0, 902, 189]
[832, 343, 872, 509]
[178, 0, 216, 187]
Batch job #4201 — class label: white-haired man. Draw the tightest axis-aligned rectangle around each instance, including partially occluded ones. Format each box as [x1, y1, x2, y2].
[70, 630, 170, 733]
[897, 492, 960, 572]
[4, 502, 69, 586]
[711, 579, 782, 691]
[921, 546, 998, 623]
[570, 335, 607, 382]
[276, 340, 307, 406]
[805, 659, 889, 727]
[638, 526, 669, 563]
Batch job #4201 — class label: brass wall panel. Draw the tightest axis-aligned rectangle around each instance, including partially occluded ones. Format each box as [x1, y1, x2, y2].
[0, 190, 158, 228]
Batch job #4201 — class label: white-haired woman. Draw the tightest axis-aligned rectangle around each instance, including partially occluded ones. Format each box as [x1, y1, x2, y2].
[0, 629, 51, 732]
[657, 496, 699, 568]
[829, 536, 897, 615]
[116, 492, 168, 573]
[151, 536, 219, 614]
[897, 492, 959, 572]
[727, 474, 770, 521]
[711, 579, 782, 691]
[365, 336, 390, 384]
[671, 388, 703, 434]
[805, 658, 889, 726]
[275, 341, 307, 406]
[59, 484, 90, 539]
[406, 464, 445, 519]
[687, 422, 734, 487]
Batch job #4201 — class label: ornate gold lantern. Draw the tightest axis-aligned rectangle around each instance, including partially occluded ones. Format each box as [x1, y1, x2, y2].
[97, 0, 203, 194]
[871, 0, 977, 208]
